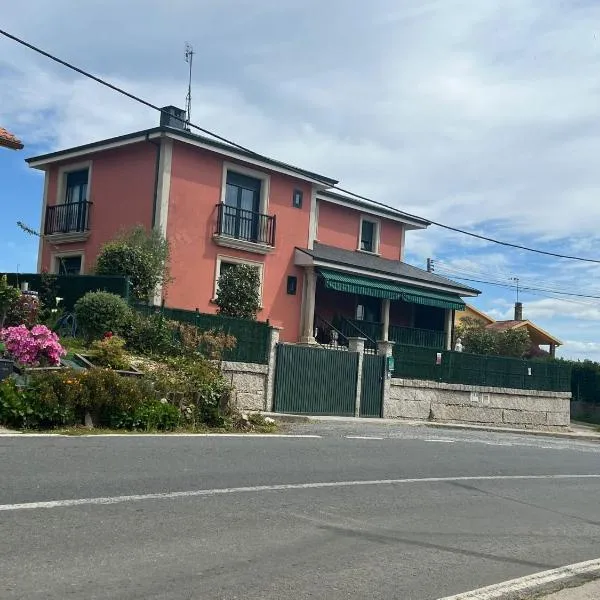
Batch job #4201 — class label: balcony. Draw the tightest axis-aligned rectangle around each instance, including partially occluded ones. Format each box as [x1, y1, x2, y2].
[213, 203, 276, 254]
[44, 201, 91, 243]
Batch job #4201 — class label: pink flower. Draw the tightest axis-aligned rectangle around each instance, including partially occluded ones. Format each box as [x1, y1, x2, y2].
[0, 325, 66, 367]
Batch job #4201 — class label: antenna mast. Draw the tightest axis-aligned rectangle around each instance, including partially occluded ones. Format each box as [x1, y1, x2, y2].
[184, 42, 194, 131]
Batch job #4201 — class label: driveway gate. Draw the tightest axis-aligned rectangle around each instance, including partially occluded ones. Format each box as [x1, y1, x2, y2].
[273, 344, 358, 416]
[359, 354, 385, 417]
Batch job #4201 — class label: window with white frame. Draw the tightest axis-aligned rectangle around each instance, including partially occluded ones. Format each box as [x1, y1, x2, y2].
[359, 217, 380, 253]
[213, 255, 264, 302]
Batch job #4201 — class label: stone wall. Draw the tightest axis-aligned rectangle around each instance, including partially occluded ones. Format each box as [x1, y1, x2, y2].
[385, 378, 571, 430]
[221, 362, 268, 411]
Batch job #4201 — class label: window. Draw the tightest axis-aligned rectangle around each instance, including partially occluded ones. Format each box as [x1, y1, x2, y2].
[286, 276, 297, 295]
[56, 255, 82, 275]
[360, 219, 376, 252]
[65, 169, 89, 204]
[359, 217, 380, 253]
[222, 171, 262, 241]
[293, 189, 303, 209]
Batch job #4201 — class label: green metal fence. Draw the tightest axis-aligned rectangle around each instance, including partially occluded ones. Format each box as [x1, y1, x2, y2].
[391, 344, 572, 392]
[133, 304, 272, 365]
[571, 365, 600, 404]
[2, 273, 130, 309]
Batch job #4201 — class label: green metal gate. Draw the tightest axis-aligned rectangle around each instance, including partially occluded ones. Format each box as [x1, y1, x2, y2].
[360, 354, 385, 417]
[273, 344, 358, 416]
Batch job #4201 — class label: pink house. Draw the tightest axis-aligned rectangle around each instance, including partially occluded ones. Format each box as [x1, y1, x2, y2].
[27, 106, 478, 347]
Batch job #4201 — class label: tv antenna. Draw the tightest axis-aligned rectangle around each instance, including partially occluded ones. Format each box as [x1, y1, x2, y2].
[510, 276, 520, 303]
[184, 42, 194, 131]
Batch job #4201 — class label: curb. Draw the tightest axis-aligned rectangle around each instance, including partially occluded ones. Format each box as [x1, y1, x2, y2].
[262, 413, 600, 442]
[437, 558, 600, 599]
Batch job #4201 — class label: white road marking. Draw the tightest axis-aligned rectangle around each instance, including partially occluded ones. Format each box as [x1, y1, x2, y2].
[437, 557, 600, 599]
[2, 474, 599, 512]
[426, 439, 456, 443]
[345, 436, 384, 440]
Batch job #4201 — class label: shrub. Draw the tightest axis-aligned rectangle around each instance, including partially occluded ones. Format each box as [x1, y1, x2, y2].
[455, 317, 531, 358]
[122, 311, 178, 356]
[0, 324, 66, 366]
[95, 226, 170, 302]
[38, 272, 59, 323]
[108, 399, 180, 431]
[215, 264, 260, 320]
[176, 323, 236, 360]
[0, 378, 76, 429]
[89, 334, 130, 370]
[5, 293, 40, 328]
[75, 291, 132, 341]
[144, 356, 232, 427]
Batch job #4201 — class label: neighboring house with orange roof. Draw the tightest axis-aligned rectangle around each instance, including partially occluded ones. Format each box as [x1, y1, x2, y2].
[455, 302, 562, 357]
[0, 127, 23, 150]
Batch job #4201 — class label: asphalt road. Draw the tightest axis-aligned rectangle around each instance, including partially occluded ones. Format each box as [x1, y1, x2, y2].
[1, 424, 600, 600]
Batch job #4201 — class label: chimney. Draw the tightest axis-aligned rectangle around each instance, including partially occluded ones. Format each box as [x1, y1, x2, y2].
[159, 106, 187, 130]
[514, 302, 523, 321]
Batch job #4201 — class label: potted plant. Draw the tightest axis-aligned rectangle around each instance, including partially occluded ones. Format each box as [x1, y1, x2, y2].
[0, 324, 66, 375]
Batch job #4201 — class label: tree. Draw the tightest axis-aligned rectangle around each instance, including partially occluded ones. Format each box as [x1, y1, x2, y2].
[455, 317, 531, 358]
[95, 226, 170, 302]
[0, 275, 20, 328]
[215, 264, 260, 320]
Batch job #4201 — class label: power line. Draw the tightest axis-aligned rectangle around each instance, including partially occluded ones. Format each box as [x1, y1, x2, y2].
[434, 261, 600, 299]
[434, 270, 600, 300]
[3, 27, 600, 265]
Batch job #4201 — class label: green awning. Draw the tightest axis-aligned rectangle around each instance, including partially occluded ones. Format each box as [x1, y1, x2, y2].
[318, 269, 403, 300]
[317, 269, 466, 310]
[402, 289, 465, 311]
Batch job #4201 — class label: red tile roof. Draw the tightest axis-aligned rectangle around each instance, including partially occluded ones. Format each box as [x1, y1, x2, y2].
[486, 320, 521, 331]
[0, 127, 24, 150]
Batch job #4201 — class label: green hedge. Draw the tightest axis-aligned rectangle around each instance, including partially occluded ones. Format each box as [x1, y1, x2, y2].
[392, 344, 572, 392]
[2, 273, 130, 310]
[133, 304, 272, 364]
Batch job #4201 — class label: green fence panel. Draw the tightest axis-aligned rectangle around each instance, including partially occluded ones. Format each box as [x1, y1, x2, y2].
[132, 304, 271, 364]
[392, 344, 571, 393]
[2, 273, 130, 309]
[360, 354, 385, 417]
[273, 344, 358, 416]
[571, 366, 600, 404]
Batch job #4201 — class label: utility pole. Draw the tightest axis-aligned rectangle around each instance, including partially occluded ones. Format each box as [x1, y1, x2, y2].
[427, 258, 435, 273]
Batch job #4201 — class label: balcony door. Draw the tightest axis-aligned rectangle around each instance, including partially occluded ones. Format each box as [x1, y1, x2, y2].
[64, 169, 89, 232]
[223, 172, 261, 242]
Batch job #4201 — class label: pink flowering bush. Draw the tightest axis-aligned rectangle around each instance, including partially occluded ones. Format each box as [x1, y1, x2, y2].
[0, 325, 66, 367]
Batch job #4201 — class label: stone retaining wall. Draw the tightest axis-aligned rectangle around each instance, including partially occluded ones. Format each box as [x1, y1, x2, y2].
[221, 362, 268, 411]
[386, 378, 571, 430]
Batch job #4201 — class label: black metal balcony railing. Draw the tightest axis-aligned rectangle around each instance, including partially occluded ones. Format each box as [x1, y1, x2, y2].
[44, 201, 91, 235]
[215, 204, 276, 247]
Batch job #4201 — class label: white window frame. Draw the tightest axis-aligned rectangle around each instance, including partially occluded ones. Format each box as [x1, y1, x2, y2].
[213, 254, 265, 306]
[51, 251, 85, 275]
[56, 160, 92, 205]
[358, 215, 381, 255]
[219, 162, 270, 215]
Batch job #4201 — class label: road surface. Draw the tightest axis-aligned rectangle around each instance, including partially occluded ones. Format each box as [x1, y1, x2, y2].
[1, 423, 600, 599]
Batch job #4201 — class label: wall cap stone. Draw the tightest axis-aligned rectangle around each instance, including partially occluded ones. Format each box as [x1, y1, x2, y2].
[221, 361, 269, 374]
[390, 378, 571, 399]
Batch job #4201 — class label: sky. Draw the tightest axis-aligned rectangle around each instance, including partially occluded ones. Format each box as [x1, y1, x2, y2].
[1, 0, 600, 360]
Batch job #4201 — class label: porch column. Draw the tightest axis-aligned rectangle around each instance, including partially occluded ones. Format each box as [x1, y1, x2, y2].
[381, 299, 390, 341]
[299, 267, 317, 344]
[550, 343, 556, 358]
[444, 309, 453, 351]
